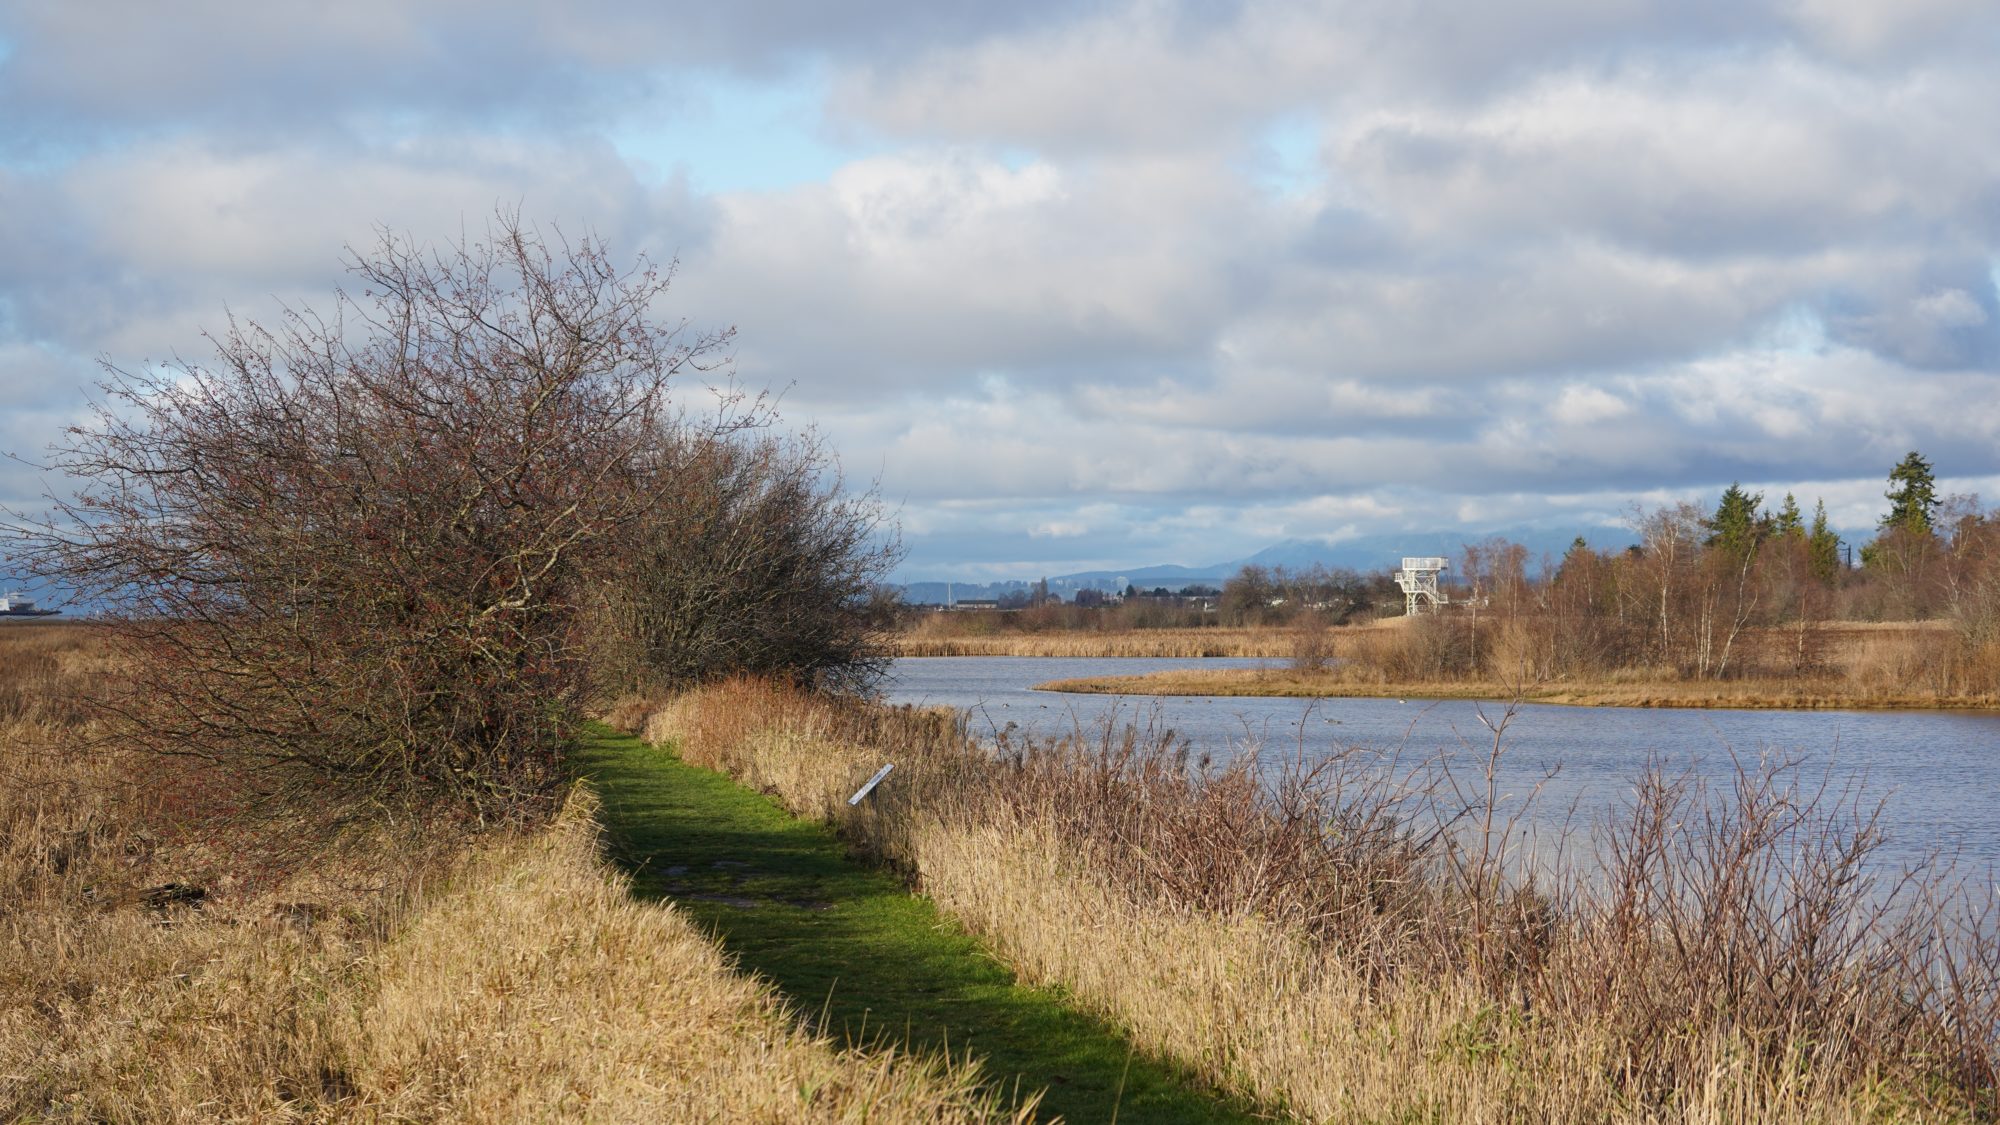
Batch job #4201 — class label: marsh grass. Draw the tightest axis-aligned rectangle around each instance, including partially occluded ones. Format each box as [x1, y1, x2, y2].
[1, 627, 1030, 1122]
[0, 626, 428, 1118]
[1041, 619, 2000, 709]
[572, 723, 1243, 1123]
[0, 622, 97, 724]
[635, 676, 2000, 1122]
[355, 790, 1038, 1123]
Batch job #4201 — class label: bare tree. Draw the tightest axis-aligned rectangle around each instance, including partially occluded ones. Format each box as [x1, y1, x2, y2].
[15, 217, 734, 808]
[1628, 501, 1704, 672]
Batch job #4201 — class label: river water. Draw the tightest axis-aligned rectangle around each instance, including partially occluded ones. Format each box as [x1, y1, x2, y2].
[883, 656, 2000, 874]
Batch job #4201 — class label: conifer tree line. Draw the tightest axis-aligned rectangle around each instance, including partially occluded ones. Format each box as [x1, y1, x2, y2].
[10, 219, 898, 811]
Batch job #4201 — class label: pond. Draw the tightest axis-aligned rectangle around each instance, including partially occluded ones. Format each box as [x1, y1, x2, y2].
[883, 656, 2000, 874]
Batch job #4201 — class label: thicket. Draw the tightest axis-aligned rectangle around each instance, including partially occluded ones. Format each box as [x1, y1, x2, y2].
[11, 218, 896, 813]
[588, 427, 899, 697]
[899, 566, 1394, 636]
[1215, 562, 1391, 625]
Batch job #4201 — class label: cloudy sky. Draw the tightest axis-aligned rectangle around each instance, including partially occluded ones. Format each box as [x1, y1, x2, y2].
[4, 1, 1999, 581]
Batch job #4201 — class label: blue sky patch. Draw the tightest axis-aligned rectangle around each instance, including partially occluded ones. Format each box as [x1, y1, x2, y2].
[610, 67, 860, 194]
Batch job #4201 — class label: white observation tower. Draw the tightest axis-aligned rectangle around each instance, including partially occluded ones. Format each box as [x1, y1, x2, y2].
[1393, 557, 1449, 615]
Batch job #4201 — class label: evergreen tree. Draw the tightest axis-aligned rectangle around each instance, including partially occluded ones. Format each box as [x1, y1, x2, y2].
[1882, 451, 1939, 534]
[1553, 535, 1593, 585]
[1704, 482, 1766, 557]
[1773, 492, 1805, 539]
[1808, 499, 1842, 583]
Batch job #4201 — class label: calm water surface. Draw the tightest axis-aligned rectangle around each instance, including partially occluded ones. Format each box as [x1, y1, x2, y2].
[884, 656, 2000, 872]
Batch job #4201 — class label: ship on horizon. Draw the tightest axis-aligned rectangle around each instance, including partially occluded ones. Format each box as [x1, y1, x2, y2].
[0, 592, 60, 618]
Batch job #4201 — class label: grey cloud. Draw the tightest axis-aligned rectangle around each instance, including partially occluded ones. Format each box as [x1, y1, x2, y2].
[807, 345, 2000, 521]
[0, 344, 93, 522]
[1822, 265, 2000, 370]
[831, 0, 1845, 157]
[0, 0, 1806, 154]
[682, 152, 1793, 396]
[1221, 242, 1797, 383]
[1291, 206, 1407, 268]
[0, 135, 716, 359]
[676, 150, 1262, 390]
[816, 2, 2000, 385]
[0, 0, 1106, 149]
[1782, 0, 2000, 61]
[1336, 57, 2000, 260]
[1066, 370, 1470, 441]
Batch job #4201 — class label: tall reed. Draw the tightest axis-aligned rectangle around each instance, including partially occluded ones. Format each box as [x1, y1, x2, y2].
[637, 677, 2000, 1121]
[2, 629, 1027, 1122]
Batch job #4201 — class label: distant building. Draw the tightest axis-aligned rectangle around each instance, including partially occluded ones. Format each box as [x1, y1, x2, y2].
[949, 598, 1000, 611]
[1392, 557, 1449, 615]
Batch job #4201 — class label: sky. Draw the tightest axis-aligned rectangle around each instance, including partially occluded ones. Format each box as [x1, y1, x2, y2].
[3, 1, 2000, 582]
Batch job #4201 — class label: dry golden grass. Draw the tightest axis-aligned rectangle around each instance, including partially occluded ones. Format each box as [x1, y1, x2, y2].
[0, 622, 101, 724]
[1032, 620, 2000, 710]
[917, 823, 1900, 1124]
[0, 627, 1029, 1123]
[353, 790, 1033, 1123]
[1037, 666, 2000, 709]
[634, 677, 1999, 1124]
[1, 624, 395, 1119]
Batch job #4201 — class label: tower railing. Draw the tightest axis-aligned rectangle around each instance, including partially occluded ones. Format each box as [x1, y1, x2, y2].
[1392, 557, 1449, 615]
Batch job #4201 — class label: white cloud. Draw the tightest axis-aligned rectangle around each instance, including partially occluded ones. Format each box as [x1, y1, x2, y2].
[683, 147, 1255, 386]
[1551, 385, 1632, 425]
[1783, 0, 1997, 57]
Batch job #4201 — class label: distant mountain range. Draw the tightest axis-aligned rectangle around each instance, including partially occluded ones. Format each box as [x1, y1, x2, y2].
[899, 525, 1635, 605]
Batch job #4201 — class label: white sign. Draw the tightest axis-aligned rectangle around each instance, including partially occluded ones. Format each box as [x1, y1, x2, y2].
[847, 763, 895, 806]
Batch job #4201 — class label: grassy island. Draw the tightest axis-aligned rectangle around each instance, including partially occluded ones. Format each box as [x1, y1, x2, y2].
[1034, 664, 2000, 711]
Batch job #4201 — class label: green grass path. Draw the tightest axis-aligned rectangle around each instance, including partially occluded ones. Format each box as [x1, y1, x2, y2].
[573, 723, 1263, 1125]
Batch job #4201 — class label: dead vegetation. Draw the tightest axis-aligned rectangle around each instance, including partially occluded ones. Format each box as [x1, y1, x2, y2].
[0, 625, 1031, 1122]
[0, 223, 1008, 1120]
[631, 676, 2000, 1122]
[1034, 618, 2000, 709]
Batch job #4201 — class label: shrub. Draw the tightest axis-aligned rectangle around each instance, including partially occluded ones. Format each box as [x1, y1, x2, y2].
[18, 218, 731, 809]
[588, 428, 899, 696]
[1290, 620, 1333, 673]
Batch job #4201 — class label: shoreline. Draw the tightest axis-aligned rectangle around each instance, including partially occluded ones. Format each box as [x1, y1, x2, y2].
[1032, 668, 2000, 712]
